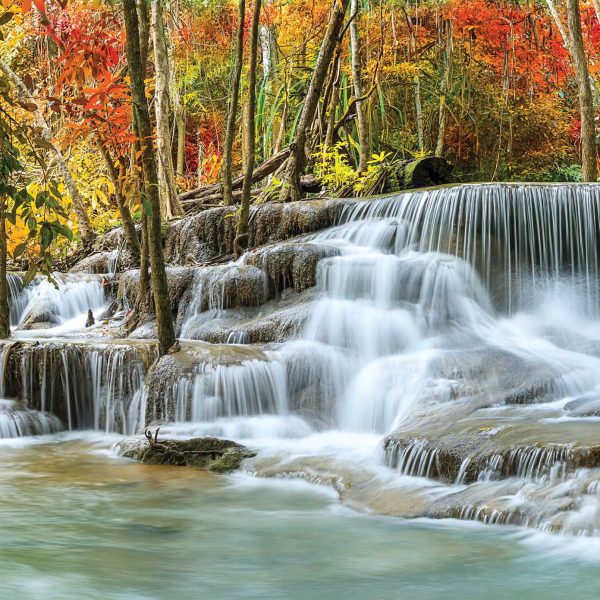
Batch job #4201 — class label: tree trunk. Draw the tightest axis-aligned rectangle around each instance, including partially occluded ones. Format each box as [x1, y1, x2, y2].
[197, 130, 204, 187]
[0, 59, 94, 245]
[0, 200, 9, 340]
[236, 0, 261, 257]
[176, 108, 186, 177]
[593, 0, 600, 24]
[151, 0, 183, 219]
[566, 0, 597, 181]
[259, 0, 278, 157]
[137, 0, 151, 72]
[404, 9, 424, 154]
[223, 0, 246, 207]
[166, 1, 187, 179]
[435, 19, 453, 158]
[279, 0, 350, 202]
[545, 0, 571, 48]
[123, 0, 176, 355]
[350, 0, 369, 173]
[96, 137, 141, 258]
[325, 49, 342, 148]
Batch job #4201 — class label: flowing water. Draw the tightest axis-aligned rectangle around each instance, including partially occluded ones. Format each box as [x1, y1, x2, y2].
[2, 184, 600, 595]
[0, 435, 599, 599]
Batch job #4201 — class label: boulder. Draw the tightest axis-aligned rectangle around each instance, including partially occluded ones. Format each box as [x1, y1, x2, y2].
[116, 434, 256, 472]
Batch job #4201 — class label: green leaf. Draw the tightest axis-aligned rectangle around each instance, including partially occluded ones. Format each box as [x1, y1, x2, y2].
[50, 221, 73, 241]
[0, 12, 14, 27]
[40, 223, 54, 249]
[12, 242, 27, 260]
[35, 191, 49, 209]
[22, 265, 37, 287]
[27, 216, 37, 231]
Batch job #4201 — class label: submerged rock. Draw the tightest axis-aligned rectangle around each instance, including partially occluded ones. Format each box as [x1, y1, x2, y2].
[116, 435, 256, 472]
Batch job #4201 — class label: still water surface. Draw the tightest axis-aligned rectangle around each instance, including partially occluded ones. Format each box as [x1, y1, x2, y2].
[0, 434, 598, 600]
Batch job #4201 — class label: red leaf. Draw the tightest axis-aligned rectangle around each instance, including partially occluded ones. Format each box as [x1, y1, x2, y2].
[21, 0, 32, 14]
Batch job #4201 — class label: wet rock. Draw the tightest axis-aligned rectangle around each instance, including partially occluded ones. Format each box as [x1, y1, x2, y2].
[177, 265, 267, 320]
[164, 199, 352, 264]
[129, 321, 158, 339]
[69, 252, 113, 274]
[384, 418, 600, 484]
[144, 341, 274, 423]
[20, 300, 60, 330]
[116, 435, 256, 472]
[117, 267, 195, 323]
[177, 289, 312, 344]
[245, 242, 340, 293]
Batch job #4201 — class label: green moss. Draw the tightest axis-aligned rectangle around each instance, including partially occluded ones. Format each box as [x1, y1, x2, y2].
[117, 436, 256, 473]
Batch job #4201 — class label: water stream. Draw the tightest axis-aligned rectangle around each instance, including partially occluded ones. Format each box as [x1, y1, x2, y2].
[0, 436, 598, 599]
[2, 184, 600, 594]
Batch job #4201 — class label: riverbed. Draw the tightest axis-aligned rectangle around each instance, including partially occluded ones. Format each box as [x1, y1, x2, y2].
[0, 434, 598, 599]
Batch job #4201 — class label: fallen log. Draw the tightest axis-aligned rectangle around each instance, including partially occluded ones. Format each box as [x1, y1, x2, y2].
[178, 145, 293, 202]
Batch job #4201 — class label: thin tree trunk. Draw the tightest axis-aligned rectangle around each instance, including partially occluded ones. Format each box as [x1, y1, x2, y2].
[325, 50, 342, 148]
[138, 213, 151, 313]
[152, 0, 183, 219]
[137, 0, 151, 72]
[176, 109, 186, 177]
[436, 19, 453, 157]
[166, 1, 187, 178]
[259, 0, 278, 156]
[123, 0, 176, 355]
[404, 9, 424, 153]
[0, 200, 9, 339]
[279, 0, 350, 202]
[223, 0, 246, 207]
[566, 0, 597, 181]
[350, 0, 369, 172]
[96, 138, 141, 258]
[593, 0, 600, 24]
[0, 59, 94, 244]
[236, 0, 261, 256]
[545, 0, 571, 48]
[197, 130, 204, 187]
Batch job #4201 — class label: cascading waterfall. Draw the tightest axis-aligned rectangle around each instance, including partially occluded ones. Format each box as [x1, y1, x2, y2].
[13, 273, 108, 331]
[171, 183, 600, 536]
[0, 341, 157, 435]
[7, 274, 27, 326]
[5, 183, 600, 536]
[0, 399, 63, 439]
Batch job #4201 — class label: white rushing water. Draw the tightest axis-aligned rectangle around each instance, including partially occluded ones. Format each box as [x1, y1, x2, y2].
[5, 183, 600, 538]
[9, 273, 108, 334]
[164, 184, 600, 536]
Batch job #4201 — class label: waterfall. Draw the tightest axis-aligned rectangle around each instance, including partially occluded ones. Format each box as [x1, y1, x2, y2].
[11, 273, 108, 331]
[336, 184, 600, 314]
[166, 184, 600, 437]
[0, 399, 63, 439]
[6, 183, 600, 536]
[0, 341, 157, 435]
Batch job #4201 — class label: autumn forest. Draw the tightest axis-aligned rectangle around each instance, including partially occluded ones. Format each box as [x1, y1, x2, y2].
[4, 2, 600, 594]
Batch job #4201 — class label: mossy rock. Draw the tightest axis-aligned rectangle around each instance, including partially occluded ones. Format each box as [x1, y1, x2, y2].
[116, 436, 256, 473]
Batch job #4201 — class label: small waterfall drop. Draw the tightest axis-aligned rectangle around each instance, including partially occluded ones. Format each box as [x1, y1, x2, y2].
[13, 274, 107, 332]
